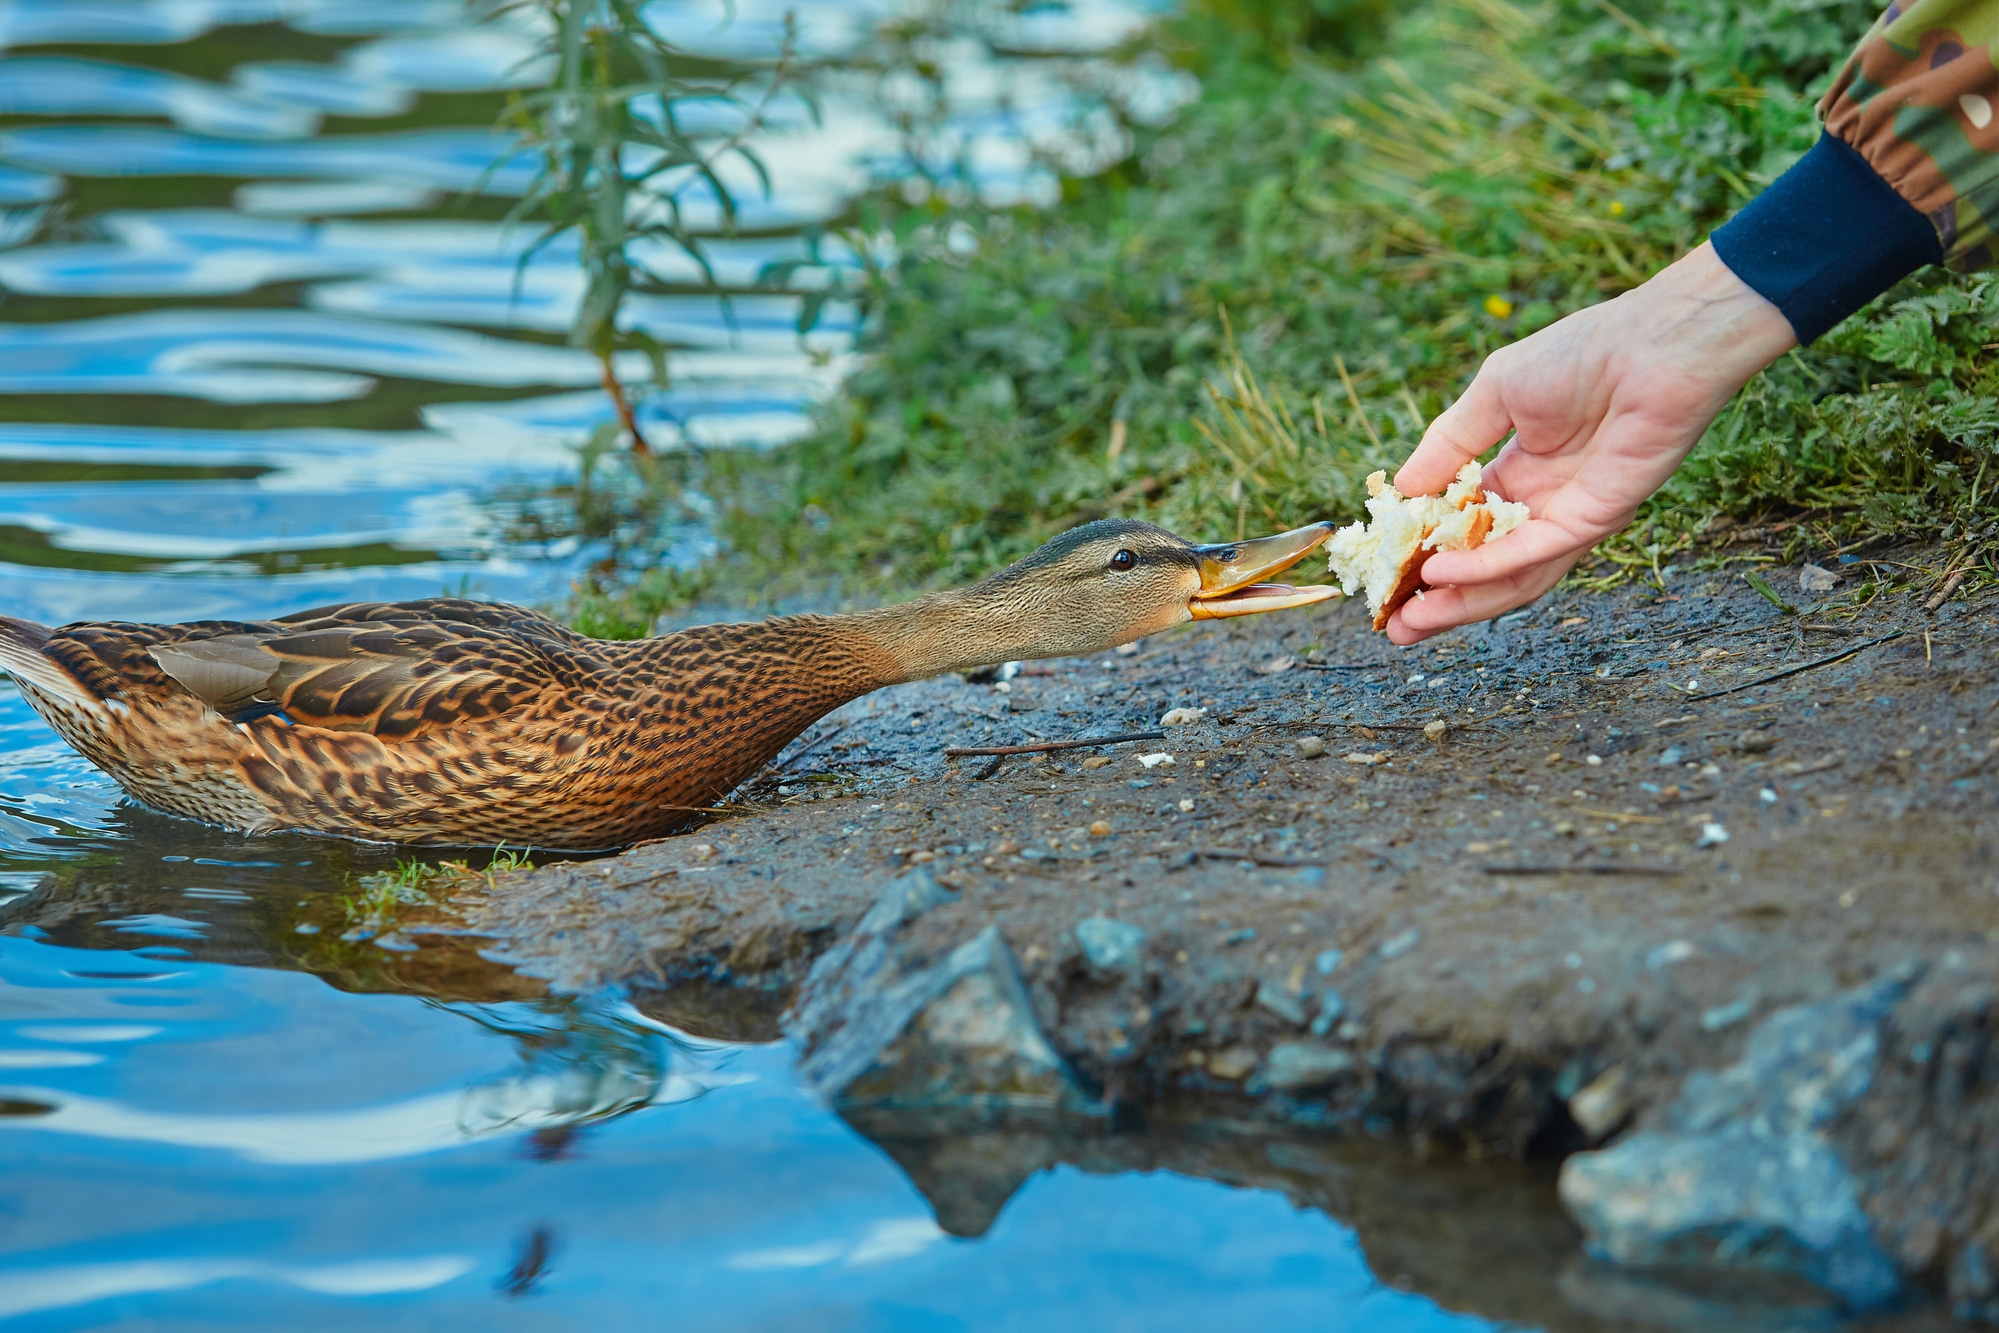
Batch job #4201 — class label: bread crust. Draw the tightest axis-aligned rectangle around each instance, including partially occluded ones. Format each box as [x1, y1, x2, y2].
[1371, 487, 1497, 630]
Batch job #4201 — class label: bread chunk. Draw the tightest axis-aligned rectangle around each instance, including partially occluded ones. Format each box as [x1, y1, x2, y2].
[1324, 462, 1529, 630]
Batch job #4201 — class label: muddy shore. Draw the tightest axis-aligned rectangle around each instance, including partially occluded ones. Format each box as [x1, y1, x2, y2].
[442, 558, 1996, 1325]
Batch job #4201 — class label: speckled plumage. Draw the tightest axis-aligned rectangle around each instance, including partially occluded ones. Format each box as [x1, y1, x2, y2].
[0, 599, 899, 849]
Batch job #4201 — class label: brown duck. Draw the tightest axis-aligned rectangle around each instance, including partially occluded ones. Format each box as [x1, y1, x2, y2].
[0, 519, 1335, 850]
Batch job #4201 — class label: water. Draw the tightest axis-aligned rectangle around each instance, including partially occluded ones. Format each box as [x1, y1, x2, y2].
[0, 4, 1572, 1328]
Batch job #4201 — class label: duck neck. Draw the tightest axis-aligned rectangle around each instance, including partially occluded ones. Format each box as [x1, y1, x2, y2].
[846, 588, 1050, 683]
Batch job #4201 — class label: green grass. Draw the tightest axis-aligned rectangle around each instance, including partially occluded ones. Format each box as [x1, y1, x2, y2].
[568, 0, 1997, 632]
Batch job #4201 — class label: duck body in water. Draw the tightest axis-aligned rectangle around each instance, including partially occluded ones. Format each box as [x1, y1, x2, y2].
[0, 519, 1336, 849]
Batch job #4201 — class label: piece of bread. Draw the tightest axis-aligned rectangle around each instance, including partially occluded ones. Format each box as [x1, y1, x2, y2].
[1324, 461, 1529, 630]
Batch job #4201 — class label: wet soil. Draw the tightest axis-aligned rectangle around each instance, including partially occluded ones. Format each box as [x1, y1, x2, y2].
[442, 558, 1994, 1325]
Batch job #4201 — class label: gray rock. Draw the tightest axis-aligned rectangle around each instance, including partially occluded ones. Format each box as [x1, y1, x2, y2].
[1262, 1042, 1355, 1094]
[786, 867, 1094, 1116]
[1074, 916, 1145, 976]
[1255, 980, 1308, 1026]
[1559, 978, 1908, 1309]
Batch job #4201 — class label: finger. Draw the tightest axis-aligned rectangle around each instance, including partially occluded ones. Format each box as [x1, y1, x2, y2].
[1416, 517, 1592, 588]
[1394, 368, 1513, 495]
[1384, 553, 1577, 644]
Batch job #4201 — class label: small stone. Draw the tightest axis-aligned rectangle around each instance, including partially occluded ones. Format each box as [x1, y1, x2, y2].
[908, 850, 936, 863]
[1585, 754, 1603, 766]
[1115, 642, 1140, 656]
[1159, 707, 1207, 727]
[1222, 927, 1256, 946]
[1256, 981, 1308, 1026]
[1263, 1042, 1355, 1093]
[1465, 841, 1493, 854]
[1088, 820, 1111, 836]
[1798, 562, 1840, 593]
[1344, 751, 1388, 766]
[1696, 822, 1729, 849]
[1081, 755, 1113, 769]
[1336, 1019, 1363, 1041]
[1569, 1065, 1632, 1140]
[1737, 731, 1778, 754]
[1646, 939, 1695, 970]
[1656, 747, 1684, 766]
[991, 838, 1020, 856]
[1207, 1047, 1258, 1081]
[1137, 752, 1175, 768]
[1308, 990, 1346, 1036]
[1296, 736, 1328, 759]
[1552, 821, 1576, 836]
[1314, 948, 1343, 976]
[1075, 916, 1145, 975]
[1760, 787, 1778, 804]
[1177, 798, 1195, 813]
[688, 843, 718, 861]
[1700, 993, 1755, 1031]
[1254, 655, 1296, 675]
[1424, 719, 1448, 741]
[1378, 928, 1419, 960]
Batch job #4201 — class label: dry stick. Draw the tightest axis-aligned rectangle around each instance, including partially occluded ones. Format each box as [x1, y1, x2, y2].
[1197, 848, 1324, 868]
[1925, 563, 1973, 613]
[943, 730, 1165, 758]
[1683, 631, 1904, 702]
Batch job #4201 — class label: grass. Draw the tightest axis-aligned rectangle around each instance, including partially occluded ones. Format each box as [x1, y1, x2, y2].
[342, 847, 537, 930]
[565, 0, 1997, 633]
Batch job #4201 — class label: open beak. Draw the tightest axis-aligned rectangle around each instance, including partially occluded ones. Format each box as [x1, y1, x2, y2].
[1189, 522, 1341, 620]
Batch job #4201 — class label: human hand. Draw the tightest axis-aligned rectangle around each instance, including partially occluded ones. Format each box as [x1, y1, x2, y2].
[1385, 242, 1797, 645]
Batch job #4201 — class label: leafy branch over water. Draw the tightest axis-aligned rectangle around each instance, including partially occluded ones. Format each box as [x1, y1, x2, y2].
[498, 0, 802, 456]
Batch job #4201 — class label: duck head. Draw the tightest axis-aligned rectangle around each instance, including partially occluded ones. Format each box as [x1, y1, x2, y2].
[869, 518, 1340, 678]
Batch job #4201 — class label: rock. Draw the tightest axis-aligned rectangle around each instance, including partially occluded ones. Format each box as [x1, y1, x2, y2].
[1262, 1042, 1355, 1094]
[1378, 928, 1419, 960]
[1315, 949, 1343, 976]
[1081, 755, 1112, 769]
[1255, 980, 1307, 1027]
[787, 868, 1095, 1116]
[1569, 1064, 1632, 1141]
[1207, 1046, 1258, 1081]
[1136, 752, 1175, 768]
[1254, 655, 1296, 675]
[1696, 822, 1729, 849]
[1296, 736, 1327, 759]
[1559, 978, 1909, 1309]
[1074, 916, 1144, 976]
[1308, 989, 1346, 1037]
[1737, 730, 1779, 754]
[1799, 563, 1841, 593]
[1159, 707, 1207, 726]
[1424, 719, 1448, 741]
[1087, 820, 1111, 836]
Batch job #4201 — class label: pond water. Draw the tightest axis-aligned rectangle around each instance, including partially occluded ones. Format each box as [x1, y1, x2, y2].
[0, 4, 1571, 1328]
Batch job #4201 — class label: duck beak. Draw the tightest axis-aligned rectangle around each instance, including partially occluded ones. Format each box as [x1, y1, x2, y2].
[1189, 522, 1341, 619]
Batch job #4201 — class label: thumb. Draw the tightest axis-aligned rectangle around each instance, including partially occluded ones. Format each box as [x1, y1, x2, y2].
[1393, 368, 1512, 496]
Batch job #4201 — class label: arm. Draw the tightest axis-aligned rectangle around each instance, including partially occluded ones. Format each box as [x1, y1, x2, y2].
[1388, 0, 1995, 644]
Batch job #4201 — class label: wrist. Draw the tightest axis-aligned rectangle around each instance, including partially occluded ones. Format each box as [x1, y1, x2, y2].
[1629, 242, 1798, 396]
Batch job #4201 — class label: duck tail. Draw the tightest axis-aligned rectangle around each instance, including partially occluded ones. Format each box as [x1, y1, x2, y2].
[0, 615, 91, 706]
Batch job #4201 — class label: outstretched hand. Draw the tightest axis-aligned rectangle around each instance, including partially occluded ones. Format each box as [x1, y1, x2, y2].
[1385, 243, 1797, 645]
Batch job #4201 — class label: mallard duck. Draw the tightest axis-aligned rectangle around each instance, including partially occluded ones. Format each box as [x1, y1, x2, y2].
[0, 519, 1335, 849]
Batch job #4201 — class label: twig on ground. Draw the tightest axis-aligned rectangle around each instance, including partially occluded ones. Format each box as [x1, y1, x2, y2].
[1197, 848, 1325, 868]
[944, 730, 1166, 757]
[1686, 631, 1904, 701]
[1926, 562, 1974, 613]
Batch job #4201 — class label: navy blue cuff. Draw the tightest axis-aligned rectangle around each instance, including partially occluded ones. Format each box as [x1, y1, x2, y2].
[1710, 131, 1941, 344]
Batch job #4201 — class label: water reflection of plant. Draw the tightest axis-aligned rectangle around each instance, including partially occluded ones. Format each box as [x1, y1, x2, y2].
[498, 0, 801, 457]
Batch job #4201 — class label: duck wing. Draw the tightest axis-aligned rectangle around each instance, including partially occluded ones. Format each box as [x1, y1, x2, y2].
[137, 599, 590, 738]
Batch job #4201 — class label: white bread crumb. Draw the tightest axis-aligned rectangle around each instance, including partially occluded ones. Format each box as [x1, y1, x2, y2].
[1325, 461, 1529, 630]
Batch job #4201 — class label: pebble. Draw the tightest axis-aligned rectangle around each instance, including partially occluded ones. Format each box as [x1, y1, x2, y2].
[1585, 754, 1603, 766]
[1160, 707, 1207, 727]
[1308, 989, 1346, 1037]
[1656, 747, 1684, 766]
[1222, 927, 1256, 946]
[1569, 1065, 1632, 1139]
[1700, 994, 1755, 1031]
[1696, 821, 1730, 849]
[1296, 736, 1327, 759]
[1760, 787, 1778, 804]
[1798, 562, 1841, 593]
[1177, 798, 1195, 812]
[1344, 751, 1388, 766]
[991, 838, 1020, 856]
[1646, 939, 1696, 970]
[1137, 752, 1175, 768]
[1207, 1047, 1258, 1081]
[1737, 731, 1778, 754]
[689, 843, 718, 861]
[1075, 916, 1146, 974]
[1378, 928, 1419, 960]
[293, 923, 319, 935]
[1262, 1042, 1355, 1093]
[1315, 948, 1343, 975]
[1552, 821, 1576, 836]
[1255, 981, 1308, 1026]
[1424, 719, 1448, 740]
[1088, 820, 1111, 836]
[1082, 755, 1113, 769]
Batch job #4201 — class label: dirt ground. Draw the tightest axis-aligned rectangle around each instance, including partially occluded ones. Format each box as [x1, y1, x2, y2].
[442, 553, 1996, 1323]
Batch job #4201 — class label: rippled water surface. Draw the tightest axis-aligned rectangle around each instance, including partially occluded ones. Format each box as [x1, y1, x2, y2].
[0, 4, 1546, 1328]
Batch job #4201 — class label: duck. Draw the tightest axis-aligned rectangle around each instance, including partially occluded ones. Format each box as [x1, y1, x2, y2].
[0, 518, 1337, 850]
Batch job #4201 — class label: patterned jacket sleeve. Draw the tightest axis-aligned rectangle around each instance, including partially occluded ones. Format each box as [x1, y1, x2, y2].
[1821, 0, 1999, 272]
[1707, 2, 1987, 342]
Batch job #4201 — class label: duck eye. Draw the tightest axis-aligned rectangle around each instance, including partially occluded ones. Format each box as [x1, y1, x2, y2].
[1109, 549, 1137, 571]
